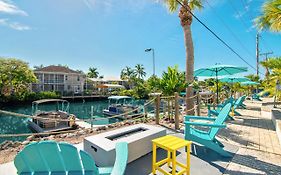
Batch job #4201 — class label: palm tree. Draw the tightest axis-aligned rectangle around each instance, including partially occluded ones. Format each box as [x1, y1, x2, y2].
[120, 66, 136, 89]
[255, 0, 281, 32]
[135, 64, 146, 79]
[164, 0, 203, 114]
[87, 67, 99, 78]
[120, 66, 135, 80]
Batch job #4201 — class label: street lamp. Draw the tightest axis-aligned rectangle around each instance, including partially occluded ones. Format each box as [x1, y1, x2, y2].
[145, 48, 155, 76]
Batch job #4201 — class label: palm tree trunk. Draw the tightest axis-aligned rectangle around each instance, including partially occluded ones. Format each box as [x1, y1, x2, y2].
[183, 24, 195, 115]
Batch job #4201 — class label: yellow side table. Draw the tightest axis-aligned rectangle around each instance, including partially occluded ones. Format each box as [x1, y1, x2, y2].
[152, 135, 192, 175]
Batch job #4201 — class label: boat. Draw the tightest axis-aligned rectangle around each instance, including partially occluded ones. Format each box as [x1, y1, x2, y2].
[28, 99, 77, 133]
[102, 96, 141, 119]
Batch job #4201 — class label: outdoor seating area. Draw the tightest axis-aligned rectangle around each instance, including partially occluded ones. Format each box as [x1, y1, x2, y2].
[1, 97, 281, 175]
[0, 1, 280, 174]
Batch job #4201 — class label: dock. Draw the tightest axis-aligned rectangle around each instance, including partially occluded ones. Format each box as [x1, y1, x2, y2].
[61, 95, 109, 100]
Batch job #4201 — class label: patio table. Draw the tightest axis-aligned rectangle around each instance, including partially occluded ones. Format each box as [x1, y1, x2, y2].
[152, 135, 192, 175]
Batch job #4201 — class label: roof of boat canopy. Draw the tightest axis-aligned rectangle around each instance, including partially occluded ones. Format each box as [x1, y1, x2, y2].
[108, 96, 132, 100]
[32, 99, 69, 104]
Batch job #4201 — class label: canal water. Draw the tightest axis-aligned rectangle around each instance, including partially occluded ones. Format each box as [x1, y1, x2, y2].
[0, 100, 145, 143]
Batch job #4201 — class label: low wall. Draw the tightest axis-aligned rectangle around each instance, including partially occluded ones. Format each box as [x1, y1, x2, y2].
[271, 109, 281, 146]
[261, 102, 281, 146]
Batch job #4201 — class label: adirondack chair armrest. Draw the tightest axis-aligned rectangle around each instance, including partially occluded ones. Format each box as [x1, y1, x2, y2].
[185, 116, 216, 121]
[184, 121, 226, 128]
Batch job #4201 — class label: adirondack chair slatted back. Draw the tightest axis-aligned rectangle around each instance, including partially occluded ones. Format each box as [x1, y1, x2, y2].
[209, 103, 231, 139]
[111, 142, 128, 175]
[233, 96, 244, 109]
[14, 141, 99, 175]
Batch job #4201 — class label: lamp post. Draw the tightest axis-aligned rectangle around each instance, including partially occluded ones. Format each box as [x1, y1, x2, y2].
[145, 48, 155, 76]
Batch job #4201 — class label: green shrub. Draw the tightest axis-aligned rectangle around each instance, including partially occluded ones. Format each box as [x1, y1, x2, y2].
[0, 91, 61, 103]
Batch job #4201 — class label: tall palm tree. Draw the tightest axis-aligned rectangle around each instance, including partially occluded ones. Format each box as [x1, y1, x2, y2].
[164, 0, 203, 114]
[87, 67, 99, 78]
[255, 0, 281, 32]
[135, 64, 146, 79]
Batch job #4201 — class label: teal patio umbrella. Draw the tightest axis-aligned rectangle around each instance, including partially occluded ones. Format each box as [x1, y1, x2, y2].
[241, 81, 260, 95]
[219, 76, 250, 83]
[219, 76, 250, 97]
[194, 64, 248, 104]
[241, 81, 260, 86]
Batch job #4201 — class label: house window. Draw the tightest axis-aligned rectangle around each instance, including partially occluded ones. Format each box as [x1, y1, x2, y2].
[68, 85, 71, 90]
[65, 75, 68, 81]
[77, 76, 80, 81]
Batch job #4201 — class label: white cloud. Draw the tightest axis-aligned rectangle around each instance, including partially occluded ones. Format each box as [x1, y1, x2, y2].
[0, 18, 31, 31]
[0, 0, 28, 16]
[0, 1, 30, 31]
[83, 0, 158, 14]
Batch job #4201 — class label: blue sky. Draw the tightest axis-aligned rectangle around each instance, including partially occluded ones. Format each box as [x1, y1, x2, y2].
[0, 0, 280, 78]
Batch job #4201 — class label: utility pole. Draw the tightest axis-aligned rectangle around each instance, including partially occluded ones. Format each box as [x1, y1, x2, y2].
[256, 33, 260, 77]
[260, 51, 273, 77]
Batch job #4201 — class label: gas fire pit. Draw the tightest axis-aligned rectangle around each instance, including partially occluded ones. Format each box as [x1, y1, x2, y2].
[84, 124, 166, 166]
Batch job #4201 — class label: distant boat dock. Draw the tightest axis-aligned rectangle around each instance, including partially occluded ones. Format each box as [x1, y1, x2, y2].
[61, 95, 109, 100]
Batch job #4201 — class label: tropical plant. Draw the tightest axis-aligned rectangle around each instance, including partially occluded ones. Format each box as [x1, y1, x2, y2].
[164, 0, 203, 114]
[160, 65, 188, 95]
[135, 64, 146, 79]
[255, 0, 281, 32]
[260, 57, 281, 98]
[0, 58, 37, 98]
[87, 67, 99, 78]
[245, 74, 260, 82]
[147, 75, 161, 91]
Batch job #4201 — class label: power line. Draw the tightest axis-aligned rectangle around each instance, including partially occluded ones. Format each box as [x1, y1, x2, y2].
[175, 0, 264, 75]
[238, 0, 274, 54]
[227, 0, 254, 33]
[205, 0, 256, 62]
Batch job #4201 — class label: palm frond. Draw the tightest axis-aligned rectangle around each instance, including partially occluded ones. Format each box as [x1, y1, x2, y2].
[255, 0, 281, 32]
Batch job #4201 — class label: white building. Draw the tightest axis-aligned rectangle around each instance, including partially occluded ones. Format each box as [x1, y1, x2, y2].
[32, 65, 86, 95]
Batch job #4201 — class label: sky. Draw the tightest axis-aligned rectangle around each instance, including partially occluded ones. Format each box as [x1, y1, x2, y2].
[0, 0, 280, 78]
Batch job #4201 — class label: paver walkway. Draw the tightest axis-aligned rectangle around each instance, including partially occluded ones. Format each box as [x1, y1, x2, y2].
[218, 101, 281, 175]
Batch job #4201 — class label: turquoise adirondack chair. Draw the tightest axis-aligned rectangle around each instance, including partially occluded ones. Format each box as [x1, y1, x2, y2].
[14, 141, 128, 175]
[208, 96, 245, 119]
[216, 96, 234, 108]
[252, 94, 262, 101]
[238, 95, 247, 109]
[185, 103, 232, 157]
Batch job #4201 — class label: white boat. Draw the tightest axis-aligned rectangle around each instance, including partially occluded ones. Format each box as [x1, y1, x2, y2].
[28, 99, 76, 133]
[102, 96, 141, 119]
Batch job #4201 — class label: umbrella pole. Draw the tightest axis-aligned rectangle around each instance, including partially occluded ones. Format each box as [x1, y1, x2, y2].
[216, 71, 219, 105]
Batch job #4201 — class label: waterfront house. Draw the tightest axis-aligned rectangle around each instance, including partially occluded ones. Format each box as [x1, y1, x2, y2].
[87, 76, 128, 94]
[32, 65, 86, 95]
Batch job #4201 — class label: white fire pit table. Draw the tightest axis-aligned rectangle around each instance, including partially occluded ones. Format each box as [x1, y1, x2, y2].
[84, 124, 166, 166]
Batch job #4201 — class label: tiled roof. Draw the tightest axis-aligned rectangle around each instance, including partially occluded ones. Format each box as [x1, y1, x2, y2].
[34, 65, 81, 74]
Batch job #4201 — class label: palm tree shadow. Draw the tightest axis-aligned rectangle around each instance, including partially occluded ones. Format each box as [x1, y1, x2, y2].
[228, 154, 281, 175]
[217, 127, 255, 147]
[228, 116, 275, 131]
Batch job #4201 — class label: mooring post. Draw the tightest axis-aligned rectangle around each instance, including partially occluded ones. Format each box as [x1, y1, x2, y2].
[196, 92, 201, 116]
[155, 95, 160, 124]
[174, 92, 179, 130]
[167, 98, 171, 120]
[91, 106, 94, 129]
